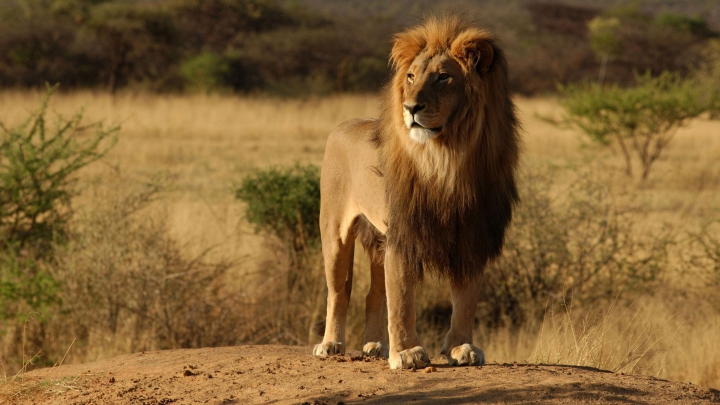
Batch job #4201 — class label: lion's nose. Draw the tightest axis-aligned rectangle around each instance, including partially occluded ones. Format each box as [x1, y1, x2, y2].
[403, 103, 426, 115]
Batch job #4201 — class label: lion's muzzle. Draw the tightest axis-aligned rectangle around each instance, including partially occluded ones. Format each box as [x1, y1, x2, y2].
[403, 105, 441, 143]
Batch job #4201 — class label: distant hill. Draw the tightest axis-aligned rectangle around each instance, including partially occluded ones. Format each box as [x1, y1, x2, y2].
[1, 0, 717, 94]
[297, 0, 720, 30]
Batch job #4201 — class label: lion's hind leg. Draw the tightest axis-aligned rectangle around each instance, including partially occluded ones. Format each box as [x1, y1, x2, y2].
[361, 260, 388, 358]
[440, 275, 486, 366]
[446, 344, 485, 366]
[354, 215, 389, 358]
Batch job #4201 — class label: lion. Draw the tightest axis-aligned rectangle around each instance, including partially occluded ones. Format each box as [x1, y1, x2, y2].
[313, 15, 520, 369]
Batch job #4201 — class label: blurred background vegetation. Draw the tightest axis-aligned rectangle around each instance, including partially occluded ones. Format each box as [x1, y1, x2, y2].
[0, 0, 719, 95]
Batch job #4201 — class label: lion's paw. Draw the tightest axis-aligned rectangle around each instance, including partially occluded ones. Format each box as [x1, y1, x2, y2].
[362, 342, 388, 359]
[445, 343, 485, 366]
[313, 341, 344, 356]
[388, 346, 430, 369]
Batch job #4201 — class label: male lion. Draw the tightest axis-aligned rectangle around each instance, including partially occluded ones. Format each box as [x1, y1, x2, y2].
[314, 15, 519, 369]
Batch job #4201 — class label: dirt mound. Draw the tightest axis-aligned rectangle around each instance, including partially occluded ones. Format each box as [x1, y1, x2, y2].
[6, 345, 719, 404]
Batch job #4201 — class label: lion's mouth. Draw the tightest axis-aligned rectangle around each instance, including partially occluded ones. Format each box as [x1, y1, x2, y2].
[411, 122, 442, 133]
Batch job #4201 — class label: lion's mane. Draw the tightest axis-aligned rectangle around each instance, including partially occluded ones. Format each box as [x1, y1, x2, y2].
[372, 16, 520, 286]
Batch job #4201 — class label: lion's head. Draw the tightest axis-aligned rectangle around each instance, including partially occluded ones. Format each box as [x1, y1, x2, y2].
[391, 20, 494, 146]
[376, 15, 520, 285]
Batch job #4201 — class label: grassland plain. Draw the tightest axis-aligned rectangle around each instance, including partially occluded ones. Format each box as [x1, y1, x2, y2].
[1, 90, 719, 390]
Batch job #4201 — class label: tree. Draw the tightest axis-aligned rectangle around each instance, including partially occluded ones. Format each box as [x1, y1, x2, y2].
[588, 16, 621, 86]
[560, 71, 719, 180]
[85, 3, 179, 93]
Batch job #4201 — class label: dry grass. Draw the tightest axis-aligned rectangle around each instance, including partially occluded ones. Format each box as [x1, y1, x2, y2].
[1, 327, 80, 404]
[1, 90, 719, 388]
[0, 375, 83, 404]
[530, 298, 673, 375]
[0, 90, 377, 262]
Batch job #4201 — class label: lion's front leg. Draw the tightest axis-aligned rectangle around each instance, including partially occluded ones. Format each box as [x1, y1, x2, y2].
[313, 235, 355, 357]
[384, 248, 430, 369]
[440, 274, 485, 366]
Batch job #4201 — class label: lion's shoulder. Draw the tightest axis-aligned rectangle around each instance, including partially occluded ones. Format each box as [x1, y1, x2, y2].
[328, 118, 378, 147]
[324, 118, 379, 169]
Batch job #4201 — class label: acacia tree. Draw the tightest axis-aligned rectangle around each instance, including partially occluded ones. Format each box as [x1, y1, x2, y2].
[560, 71, 719, 180]
[0, 85, 118, 320]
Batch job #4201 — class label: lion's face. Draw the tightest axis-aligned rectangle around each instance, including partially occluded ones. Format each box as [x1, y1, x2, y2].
[401, 52, 467, 144]
[390, 23, 495, 148]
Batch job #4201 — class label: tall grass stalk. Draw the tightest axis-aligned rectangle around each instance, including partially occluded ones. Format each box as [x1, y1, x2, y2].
[531, 298, 673, 375]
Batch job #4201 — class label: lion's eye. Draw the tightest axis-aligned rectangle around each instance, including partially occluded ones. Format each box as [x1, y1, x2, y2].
[438, 73, 450, 82]
[407, 73, 415, 84]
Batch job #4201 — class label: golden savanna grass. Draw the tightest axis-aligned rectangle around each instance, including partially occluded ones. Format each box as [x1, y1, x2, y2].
[0, 90, 719, 388]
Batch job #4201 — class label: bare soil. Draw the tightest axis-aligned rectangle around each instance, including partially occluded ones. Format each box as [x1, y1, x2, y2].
[7, 345, 720, 404]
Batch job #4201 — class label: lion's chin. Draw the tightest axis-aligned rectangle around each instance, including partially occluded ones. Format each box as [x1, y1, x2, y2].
[409, 127, 439, 144]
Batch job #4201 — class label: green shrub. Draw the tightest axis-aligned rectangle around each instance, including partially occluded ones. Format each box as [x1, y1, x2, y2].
[0, 252, 59, 322]
[235, 164, 321, 250]
[235, 164, 324, 344]
[0, 85, 118, 320]
[180, 52, 229, 92]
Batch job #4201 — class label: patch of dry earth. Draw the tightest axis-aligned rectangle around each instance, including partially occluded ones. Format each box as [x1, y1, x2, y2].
[6, 345, 719, 404]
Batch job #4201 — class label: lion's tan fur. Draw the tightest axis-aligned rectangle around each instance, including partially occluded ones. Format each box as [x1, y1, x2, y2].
[314, 15, 520, 369]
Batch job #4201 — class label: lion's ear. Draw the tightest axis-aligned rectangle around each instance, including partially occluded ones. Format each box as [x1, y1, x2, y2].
[390, 32, 424, 71]
[451, 33, 494, 74]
